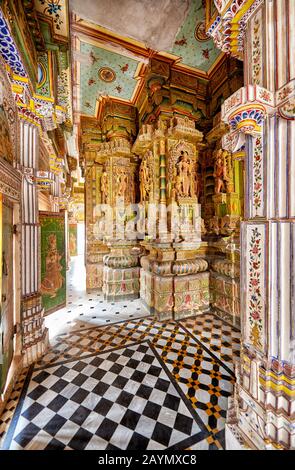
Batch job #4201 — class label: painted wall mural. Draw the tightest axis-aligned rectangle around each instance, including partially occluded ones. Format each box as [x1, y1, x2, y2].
[40, 211, 66, 314]
[69, 223, 78, 256]
[0, 199, 14, 393]
[169, 0, 221, 72]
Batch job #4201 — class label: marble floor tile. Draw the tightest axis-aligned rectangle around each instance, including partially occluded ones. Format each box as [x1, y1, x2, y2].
[0, 255, 241, 450]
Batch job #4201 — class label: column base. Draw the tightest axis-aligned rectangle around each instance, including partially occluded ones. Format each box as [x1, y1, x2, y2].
[225, 423, 253, 450]
[104, 292, 139, 302]
[173, 306, 210, 321]
[103, 266, 140, 302]
[22, 327, 49, 367]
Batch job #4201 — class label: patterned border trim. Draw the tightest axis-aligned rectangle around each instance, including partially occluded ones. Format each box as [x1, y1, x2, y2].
[0, 159, 21, 200]
[0, 9, 27, 77]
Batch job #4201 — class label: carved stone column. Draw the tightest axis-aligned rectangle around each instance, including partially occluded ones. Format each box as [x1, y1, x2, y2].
[19, 114, 49, 366]
[134, 117, 210, 320]
[208, 0, 295, 450]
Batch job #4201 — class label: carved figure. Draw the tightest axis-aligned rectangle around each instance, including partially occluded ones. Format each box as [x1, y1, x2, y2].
[41, 234, 64, 298]
[194, 171, 201, 200]
[139, 157, 150, 202]
[175, 151, 195, 198]
[224, 151, 234, 193]
[209, 216, 220, 235]
[101, 170, 108, 203]
[116, 169, 128, 198]
[213, 149, 227, 193]
[94, 211, 106, 239]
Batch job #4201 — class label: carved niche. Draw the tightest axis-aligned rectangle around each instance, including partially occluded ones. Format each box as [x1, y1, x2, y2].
[0, 59, 17, 165]
[168, 141, 198, 202]
[139, 150, 153, 203]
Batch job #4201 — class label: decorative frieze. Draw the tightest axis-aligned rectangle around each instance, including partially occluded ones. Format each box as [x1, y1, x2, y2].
[0, 159, 21, 201]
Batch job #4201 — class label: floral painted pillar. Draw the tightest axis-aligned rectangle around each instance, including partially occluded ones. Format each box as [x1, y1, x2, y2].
[19, 110, 49, 366]
[208, 0, 295, 450]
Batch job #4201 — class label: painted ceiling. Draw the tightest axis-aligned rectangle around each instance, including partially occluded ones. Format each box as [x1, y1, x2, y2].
[72, 0, 222, 117]
[168, 0, 220, 72]
[79, 42, 141, 116]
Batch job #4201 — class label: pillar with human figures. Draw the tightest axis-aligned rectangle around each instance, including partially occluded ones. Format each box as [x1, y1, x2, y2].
[19, 113, 49, 366]
[207, 0, 295, 450]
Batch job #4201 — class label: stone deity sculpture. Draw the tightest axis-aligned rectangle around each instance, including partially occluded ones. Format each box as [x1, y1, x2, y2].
[116, 169, 128, 199]
[139, 157, 150, 202]
[213, 149, 227, 194]
[101, 170, 108, 204]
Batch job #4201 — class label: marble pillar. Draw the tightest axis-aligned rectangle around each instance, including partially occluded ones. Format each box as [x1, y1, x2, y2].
[19, 118, 48, 366]
[208, 0, 295, 450]
[134, 117, 210, 321]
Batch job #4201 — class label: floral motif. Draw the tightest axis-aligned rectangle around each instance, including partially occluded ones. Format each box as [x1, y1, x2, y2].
[202, 48, 210, 59]
[279, 97, 295, 119]
[252, 136, 263, 215]
[0, 11, 27, 77]
[89, 51, 99, 64]
[120, 64, 129, 73]
[175, 36, 187, 46]
[278, 85, 292, 102]
[223, 89, 242, 115]
[248, 226, 263, 350]
[194, 21, 208, 42]
[252, 16, 262, 85]
[259, 89, 271, 103]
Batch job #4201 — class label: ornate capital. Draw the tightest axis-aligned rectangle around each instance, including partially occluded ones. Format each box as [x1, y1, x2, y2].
[207, 0, 264, 60]
[222, 85, 275, 136]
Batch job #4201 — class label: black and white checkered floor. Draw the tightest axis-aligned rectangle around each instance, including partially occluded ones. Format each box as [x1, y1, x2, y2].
[5, 343, 206, 450]
[1, 257, 241, 451]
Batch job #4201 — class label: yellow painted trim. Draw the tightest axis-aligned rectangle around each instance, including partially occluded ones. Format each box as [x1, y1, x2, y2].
[48, 51, 54, 97]
[0, 194, 2, 316]
[262, 371, 295, 386]
[221, 1, 233, 17]
[233, 150, 246, 160]
[11, 83, 24, 94]
[55, 105, 66, 112]
[236, 119, 261, 133]
[34, 93, 54, 103]
[79, 36, 143, 63]
[234, 0, 256, 22]
[259, 378, 295, 396]
[12, 74, 29, 84]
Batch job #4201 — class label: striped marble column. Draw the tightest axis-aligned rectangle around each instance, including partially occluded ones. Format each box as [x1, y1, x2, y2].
[19, 117, 48, 366]
[157, 138, 168, 241]
[217, 0, 295, 450]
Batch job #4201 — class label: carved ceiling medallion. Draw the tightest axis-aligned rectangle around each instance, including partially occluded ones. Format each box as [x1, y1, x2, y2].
[98, 67, 116, 83]
[194, 21, 208, 42]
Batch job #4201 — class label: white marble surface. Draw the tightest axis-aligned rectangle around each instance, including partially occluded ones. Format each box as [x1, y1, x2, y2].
[45, 255, 150, 339]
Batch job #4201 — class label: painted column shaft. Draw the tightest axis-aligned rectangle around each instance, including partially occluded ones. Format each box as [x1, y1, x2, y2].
[20, 119, 48, 365]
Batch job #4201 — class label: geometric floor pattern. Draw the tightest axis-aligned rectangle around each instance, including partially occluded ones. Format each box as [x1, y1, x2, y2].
[0, 257, 241, 450]
[4, 343, 207, 450]
[45, 256, 150, 338]
[1, 313, 239, 450]
[0, 369, 29, 443]
[180, 314, 240, 366]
